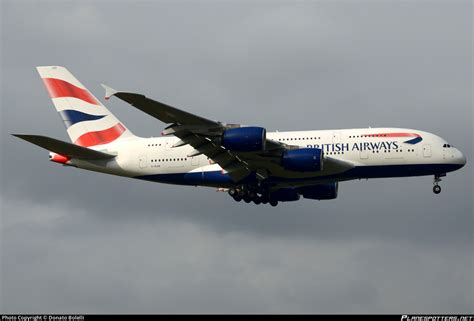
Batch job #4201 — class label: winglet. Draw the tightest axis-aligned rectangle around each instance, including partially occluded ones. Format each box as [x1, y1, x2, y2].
[101, 84, 118, 100]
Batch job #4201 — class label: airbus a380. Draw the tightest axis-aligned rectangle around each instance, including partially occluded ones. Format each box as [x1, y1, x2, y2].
[14, 66, 466, 206]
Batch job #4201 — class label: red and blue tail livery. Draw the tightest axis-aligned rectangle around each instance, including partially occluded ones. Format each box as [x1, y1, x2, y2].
[36, 66, 135, 147]
[13, 66, 466, 206]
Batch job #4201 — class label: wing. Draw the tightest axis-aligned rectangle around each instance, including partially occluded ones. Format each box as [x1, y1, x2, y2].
[102, 85, 354, 183]
[102, 84, 218, 126]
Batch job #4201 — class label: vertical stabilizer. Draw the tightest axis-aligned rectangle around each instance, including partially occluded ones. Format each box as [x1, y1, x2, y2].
[36, 66, 135, 147]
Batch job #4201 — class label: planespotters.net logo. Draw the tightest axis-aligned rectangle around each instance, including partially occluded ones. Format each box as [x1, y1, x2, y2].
[402, 316, 474, 321]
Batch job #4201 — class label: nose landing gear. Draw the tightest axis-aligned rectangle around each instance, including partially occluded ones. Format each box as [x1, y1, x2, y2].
[433, 174, 444, 194]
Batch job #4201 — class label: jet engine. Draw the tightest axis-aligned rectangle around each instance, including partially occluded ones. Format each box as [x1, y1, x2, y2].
[270, 188, 300, 202]
[282, 148, 323, 172]
[222, 127, 266, 152]
[298, 183, 338, 200]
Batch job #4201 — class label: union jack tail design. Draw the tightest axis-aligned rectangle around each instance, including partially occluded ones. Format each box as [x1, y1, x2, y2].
[37, 66, 135, 147]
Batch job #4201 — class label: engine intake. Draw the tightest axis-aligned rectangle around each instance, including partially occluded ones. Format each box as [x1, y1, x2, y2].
[222, 127, 266, 152]
[282, 148, 323, 172]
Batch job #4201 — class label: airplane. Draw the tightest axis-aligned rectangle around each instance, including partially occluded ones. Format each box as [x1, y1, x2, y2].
[13, 66, 466, 207]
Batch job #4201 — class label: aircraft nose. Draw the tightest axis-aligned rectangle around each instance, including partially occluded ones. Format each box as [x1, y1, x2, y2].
[455, 148, 466, 167]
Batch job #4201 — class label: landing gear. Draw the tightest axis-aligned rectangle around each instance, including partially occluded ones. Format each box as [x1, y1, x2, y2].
[253, 197, 262, 205]
[228, 185, 275, 206]
[229, 188, 240, 201]
[228, 188, 237, 197]
[232, 194, 242, 202]
[433, 174, 444, 194]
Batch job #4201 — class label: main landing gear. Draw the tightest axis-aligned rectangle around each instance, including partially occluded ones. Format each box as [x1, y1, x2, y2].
[433, 174, 445, 194]
[228, 186, 278, 207]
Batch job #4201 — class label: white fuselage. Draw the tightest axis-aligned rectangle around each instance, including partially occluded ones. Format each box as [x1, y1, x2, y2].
[67, 127, 466, 189]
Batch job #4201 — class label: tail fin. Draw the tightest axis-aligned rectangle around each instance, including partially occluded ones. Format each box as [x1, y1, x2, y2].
[36, 66, 135, 147]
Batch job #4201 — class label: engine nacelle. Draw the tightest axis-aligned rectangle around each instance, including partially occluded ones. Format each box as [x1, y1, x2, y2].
[270, 188, 300, 202]
[282, 148, 323, 172]
[222, 127, 266, 152]
[298, 183, 338, 200]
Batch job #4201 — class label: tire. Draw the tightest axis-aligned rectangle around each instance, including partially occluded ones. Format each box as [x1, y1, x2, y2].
[233, 195, 242, 202]
[228, 188, 237, 197]
[243, 196, 252, 203]
[433, 185, 441, 194]
[269, 200, 278, 207]
[253, 198, 262, 205]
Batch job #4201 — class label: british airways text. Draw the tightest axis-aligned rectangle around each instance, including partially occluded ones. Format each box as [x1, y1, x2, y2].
[307, 141, 400, 152]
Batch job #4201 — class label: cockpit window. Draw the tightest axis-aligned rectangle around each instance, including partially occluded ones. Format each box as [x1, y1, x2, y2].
[443, 144, 452, 148]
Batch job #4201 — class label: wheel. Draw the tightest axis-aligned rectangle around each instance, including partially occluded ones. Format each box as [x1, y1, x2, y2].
[233, 195, 242, 202]
[269, 200, 278, 207]
[433, 185, 441, 194]
[253, 197, 262, 205]
[228, 188, 237, 197]
[243, 196, 252, 203]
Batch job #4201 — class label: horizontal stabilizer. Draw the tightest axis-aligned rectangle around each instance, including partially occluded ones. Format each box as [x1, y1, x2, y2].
[12, 134, 116, 160]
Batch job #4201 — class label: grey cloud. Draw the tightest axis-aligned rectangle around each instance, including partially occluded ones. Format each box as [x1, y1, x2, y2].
[2, 197, 472, 313]
[1, 0, 472, 313]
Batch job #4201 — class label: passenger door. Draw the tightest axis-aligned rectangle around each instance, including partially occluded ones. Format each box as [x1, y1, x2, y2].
[165, 140, 173, 151]
[139, 155, 147, 169]
[423, 144, 432, 158]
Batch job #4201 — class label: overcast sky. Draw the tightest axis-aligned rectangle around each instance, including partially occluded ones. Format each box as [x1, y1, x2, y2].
[1, 0, 472, 314]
